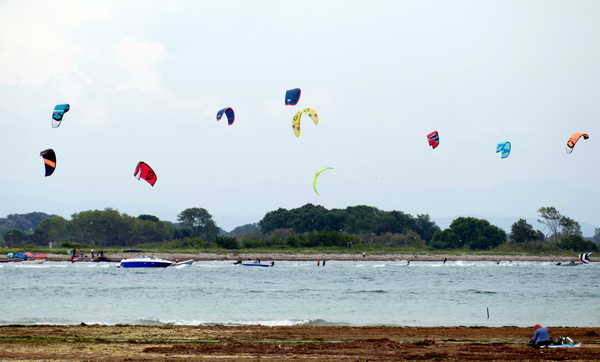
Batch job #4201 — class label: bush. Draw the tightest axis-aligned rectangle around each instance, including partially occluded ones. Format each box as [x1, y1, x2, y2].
[429, 229, 460, 249]
[215, 236, 239, 249]
[60, 241, 92, 249]
[559, 235, 599, 252]
[143, 237, 218, 250]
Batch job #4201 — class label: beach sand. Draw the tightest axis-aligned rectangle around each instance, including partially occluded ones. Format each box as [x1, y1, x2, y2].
[0, 325, 598, 360]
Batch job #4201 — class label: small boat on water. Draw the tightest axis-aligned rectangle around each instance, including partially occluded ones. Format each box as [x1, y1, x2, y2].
[242, 263, 273, 267]
[233, 259, 275, 267]
[119, 256, 174, 268]
[21, 259, 45, 265]
[173, 259, 194, 267]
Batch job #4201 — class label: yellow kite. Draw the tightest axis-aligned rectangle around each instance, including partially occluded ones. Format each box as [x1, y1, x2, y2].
[292, 107, 319, 137]
[312, 167, 333, 195]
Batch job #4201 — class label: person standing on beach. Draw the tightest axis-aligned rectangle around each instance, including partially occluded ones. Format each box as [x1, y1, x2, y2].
[322, 260, 326, 267]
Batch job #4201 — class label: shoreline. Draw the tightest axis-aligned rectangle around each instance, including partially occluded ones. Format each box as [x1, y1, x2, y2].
[0, 325, 598, 360]
[0, 252, 583, 263]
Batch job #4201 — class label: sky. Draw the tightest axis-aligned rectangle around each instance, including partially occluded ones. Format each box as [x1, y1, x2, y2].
[1, 0, 599, 233]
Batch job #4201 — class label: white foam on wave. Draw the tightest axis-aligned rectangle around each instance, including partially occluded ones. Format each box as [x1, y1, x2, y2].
[373, 264, 386, 268]
[165, 319, 313, 326]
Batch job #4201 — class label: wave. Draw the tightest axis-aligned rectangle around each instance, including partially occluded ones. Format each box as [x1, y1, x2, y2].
[128, 318, 335, 326]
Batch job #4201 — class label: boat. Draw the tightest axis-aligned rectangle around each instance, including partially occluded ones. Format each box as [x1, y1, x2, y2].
[119, 256, 174, 268]
[21, 259, 45, 264]
[241, 262, 274, 267]
[173, 259, 194, 266]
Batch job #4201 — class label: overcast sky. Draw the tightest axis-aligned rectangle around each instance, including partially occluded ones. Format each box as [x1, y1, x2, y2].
[1, 0, 598, 232]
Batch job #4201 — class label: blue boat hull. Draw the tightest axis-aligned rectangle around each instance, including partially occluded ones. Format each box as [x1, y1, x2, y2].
[120, 261, 172, 268]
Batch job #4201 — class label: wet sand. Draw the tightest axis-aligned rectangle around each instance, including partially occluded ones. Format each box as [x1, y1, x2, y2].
[0, 325, 598, 361]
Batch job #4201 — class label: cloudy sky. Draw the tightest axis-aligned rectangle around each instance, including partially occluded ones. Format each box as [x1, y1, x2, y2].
[1, 0, 598, 232]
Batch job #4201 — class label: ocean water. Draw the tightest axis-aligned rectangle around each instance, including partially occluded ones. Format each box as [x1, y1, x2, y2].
[0, 260, 598, 326]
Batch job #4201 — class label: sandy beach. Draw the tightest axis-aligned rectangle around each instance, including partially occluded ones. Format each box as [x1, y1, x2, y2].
[0, 252, 582, 263]
[0, 325, 598, 360]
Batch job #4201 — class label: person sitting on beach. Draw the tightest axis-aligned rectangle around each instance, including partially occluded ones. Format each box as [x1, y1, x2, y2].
[528, 324, 551, 348]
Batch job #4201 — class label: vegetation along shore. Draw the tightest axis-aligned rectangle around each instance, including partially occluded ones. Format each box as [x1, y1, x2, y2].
[1, 204, 598, 259]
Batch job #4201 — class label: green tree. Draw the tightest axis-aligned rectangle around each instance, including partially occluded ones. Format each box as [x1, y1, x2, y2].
[413, 214, 440, 241]
[559, 235, 598, 252]
[70, 209, 134, 246]
[510, 218, 537, 243]
[129, 219, 174, 244]
[4, 229, 30, 246]
[429, 229, 461, 249]
[537, 207, 562, 242]
[138, 214, 160, 223]
[177, 208, 218, 241]
[559, 216, 582, 238]
[442, 217, 506, 250]
[32, 216, 70, 245]
[594, 228, 600, 245]
[215, 236, 239, 249]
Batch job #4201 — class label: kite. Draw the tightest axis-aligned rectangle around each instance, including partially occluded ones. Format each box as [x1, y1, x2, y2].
[134, 162, 157, 186]
[566, 132, 589, 154]
[313, 167, 333, 195]
[578, 252, 592, 264]
[52, 104, 70, 128]
[285, 88, 301, 106]
[216, 107, 235, 126]
[427, 131, 440, 149]
[40, 149, 56, 177]
[292, 107, 319, 137]
[496, 141, 511, 159]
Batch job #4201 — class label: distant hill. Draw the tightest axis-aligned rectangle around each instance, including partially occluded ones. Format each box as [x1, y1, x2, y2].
[0, 212, 57, 233]
[434, 216, 597, 238]
[227, 223, 261, 236]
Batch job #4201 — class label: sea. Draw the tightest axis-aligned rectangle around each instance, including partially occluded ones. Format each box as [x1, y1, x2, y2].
[0, 260, 598, 326]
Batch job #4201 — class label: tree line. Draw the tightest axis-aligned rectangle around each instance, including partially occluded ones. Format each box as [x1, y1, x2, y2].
[0, 205, 598, 252]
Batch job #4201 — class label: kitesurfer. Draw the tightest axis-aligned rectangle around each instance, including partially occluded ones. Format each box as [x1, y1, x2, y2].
[529, 324, 552, 348]
[322, 260, 326, 267]
[443, 257, 447, 264]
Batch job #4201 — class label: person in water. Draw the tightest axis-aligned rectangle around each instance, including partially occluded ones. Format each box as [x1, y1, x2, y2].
[529, 324, 552, 348]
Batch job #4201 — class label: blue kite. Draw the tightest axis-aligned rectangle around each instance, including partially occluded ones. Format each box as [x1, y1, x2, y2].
[496, 141, 511, 159]
[52, 104, 70, 128]
[216, 107, 235, 126]
[285, 88, 301, 106]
